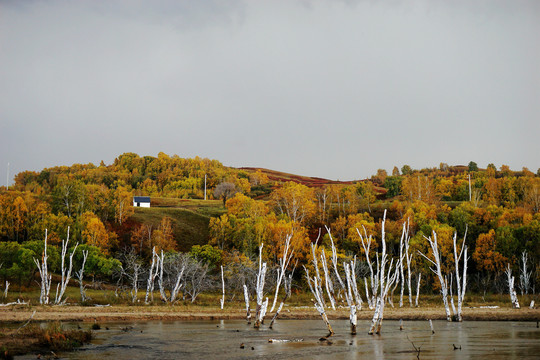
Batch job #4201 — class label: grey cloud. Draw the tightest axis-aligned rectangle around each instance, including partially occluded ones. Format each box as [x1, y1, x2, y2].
[0, 0, 538, 184]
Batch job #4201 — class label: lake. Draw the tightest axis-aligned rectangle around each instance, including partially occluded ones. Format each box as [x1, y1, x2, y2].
[17, 319, 540, 359]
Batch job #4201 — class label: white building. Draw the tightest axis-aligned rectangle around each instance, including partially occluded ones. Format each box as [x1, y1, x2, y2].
[133, 196, 151, 208]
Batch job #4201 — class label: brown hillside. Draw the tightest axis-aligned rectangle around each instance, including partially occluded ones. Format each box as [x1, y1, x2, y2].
[239, 167, 387, 194]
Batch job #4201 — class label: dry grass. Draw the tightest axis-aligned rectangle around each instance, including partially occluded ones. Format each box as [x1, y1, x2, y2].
[0, 321, 92, 358]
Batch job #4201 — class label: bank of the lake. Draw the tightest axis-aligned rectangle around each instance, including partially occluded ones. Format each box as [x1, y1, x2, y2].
[1, 304, 538, 323]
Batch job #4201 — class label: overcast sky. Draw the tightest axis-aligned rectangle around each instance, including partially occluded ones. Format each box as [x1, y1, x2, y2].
[1, 0, 539, 183]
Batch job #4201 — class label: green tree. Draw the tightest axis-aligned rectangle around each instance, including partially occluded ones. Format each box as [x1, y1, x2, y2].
[384, 176, 403, 198]
[468, 161, 479, 172]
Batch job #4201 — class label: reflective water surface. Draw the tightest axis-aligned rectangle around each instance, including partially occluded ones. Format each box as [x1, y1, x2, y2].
[17, 319, 540, 359]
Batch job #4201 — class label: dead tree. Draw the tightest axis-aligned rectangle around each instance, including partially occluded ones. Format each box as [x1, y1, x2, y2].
[309, 241, 327, 309]
[158, 252, 188, 303]
[418, 230, 468, 321]
[415, 273, 421, 307]
[270, 259, 297, 329]
[519, 251, 532, 295]
[183, 258, 209, 303]
[320, 248, 336, 309]
[254, 243, 267, 328]
[418, 231, 451, 321]
[54, 227, 79, 305]
[452, 232, 468, 322]
[505, 264, 520, 309]
[145, 247, 160, 304]
[357, 226, 377, 309]
[243, 284, 251, 324]
[220, 265, 225, 309]
[368, 210, 402, 335]
[117, 248, 143, 303]
[3, 281, 9, 299]
[76, 249, 89, 302]
[305, 265, 334, 337]
[270, 233, 294, 312]
[399, 220, 412, 307]
[327, 226, 362, 334]
[34, 229, 52, 305]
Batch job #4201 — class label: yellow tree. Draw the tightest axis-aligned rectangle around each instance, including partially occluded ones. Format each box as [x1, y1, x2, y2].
[81, 211, 112, 254]
[113, 185, 134, 225]
[226, 193, 269, 219]
[473, 230, 507, 272]
[12, 196, 28, 242]
[272, 182, 316, 225]
[152, 217, 176, 252]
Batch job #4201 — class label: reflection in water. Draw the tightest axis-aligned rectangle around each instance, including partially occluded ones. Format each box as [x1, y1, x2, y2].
[16, 320, 540, 359]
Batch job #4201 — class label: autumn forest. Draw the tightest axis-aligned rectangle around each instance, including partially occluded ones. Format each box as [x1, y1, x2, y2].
[1, 152, 539, 302]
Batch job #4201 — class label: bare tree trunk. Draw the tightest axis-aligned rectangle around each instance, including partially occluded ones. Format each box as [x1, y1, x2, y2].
[418, 232, 451, 321]
[76, 250, 89, 303]
[357, 226, 377, 309]
[145, 247, 159, 304]
[220, 265, 225, 309]
[368, 211, 402, 335]
[271, 234, 294, 312]
[269, 301, 284, 329]
[320, 249, 336, 310]
[344, 262, 358, 334]
[243, 284, 251, 324]
[415, 273, 421, 307]
[33, 229, 51, 305]
[519, 251, 532, 295]
[254, 243, 267, 329]
[453, 231, 468, 322]
[305, 266, 334, 337]
[399, 222, 406, 308]
[55, 227, 79, 304]
[506, 264, 520, 309]
[3, 281, 9, 299]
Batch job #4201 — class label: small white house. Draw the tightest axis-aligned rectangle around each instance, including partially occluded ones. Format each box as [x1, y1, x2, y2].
[133, 196, 151, 208]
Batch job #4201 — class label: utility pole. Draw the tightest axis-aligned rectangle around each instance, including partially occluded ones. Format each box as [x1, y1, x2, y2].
[6, 162, 9, 190]
[468, 174, 471, 202]
[204, 174, 207, 200]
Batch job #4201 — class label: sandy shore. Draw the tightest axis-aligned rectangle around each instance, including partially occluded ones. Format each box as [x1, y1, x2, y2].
[1, 304, 538, 323]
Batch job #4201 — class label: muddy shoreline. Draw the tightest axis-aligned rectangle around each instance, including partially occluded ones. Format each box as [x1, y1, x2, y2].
[1, 304, 538, 323]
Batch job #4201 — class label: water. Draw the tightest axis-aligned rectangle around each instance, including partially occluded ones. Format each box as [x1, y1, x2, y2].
[17, 320, 540, 359]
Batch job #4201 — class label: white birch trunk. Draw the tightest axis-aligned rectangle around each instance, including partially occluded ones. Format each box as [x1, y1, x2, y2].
[145, 247, 159, 304]
[320, 250, 336, 310]
[269, 301, 284, 329]
[220, 265, 225, 309]
[506, 264, 520, 309]
[76, 249, 89, 303]
[254, 243, 267, 328]
[350, 257, 363, 310]
[305, 265, 333, 337]
[243, 284, 251, 324]
[418, 232, 452, 321]
[453, 231, 468, 322]
[520, 251, 531, 295]
[399, 222, 406, 308]
[415, 273, 421, 307]
[271, 234, 294, 312]
[158, 250, 167, 302]
[33, 229, 51, 305]
[367, 210, 402, 335]
[169, 265, 186, 303]
[344, 262, 357, 334]
[405, 219, 413, 307]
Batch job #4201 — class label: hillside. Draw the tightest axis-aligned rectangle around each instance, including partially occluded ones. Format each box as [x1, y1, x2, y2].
[127, 199, 225, 252]
[239, 167, 387, 195]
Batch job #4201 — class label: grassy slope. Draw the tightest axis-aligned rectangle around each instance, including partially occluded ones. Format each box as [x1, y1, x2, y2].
[128, 199, 226, 252]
